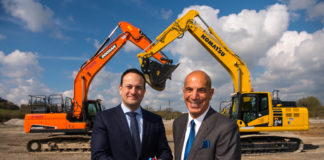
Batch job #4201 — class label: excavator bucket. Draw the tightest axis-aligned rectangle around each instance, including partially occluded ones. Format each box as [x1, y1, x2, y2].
[141, 58, 179, 91]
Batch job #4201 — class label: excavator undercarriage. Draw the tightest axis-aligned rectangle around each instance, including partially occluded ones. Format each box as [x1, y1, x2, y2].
[26, 133, 304, 153]
[27, 134, 91, 152]
[240, 134, 303, 154]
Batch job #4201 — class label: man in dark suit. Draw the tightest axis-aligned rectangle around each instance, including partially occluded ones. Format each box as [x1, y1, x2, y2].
[91, 68, 172, 160]
[173, 70, 241, 160]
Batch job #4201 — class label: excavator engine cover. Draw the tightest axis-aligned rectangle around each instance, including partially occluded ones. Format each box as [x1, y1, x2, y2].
[141, 58, 179, 91]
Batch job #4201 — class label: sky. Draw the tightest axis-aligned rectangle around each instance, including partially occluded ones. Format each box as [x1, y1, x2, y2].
[0, 0, 324, 112]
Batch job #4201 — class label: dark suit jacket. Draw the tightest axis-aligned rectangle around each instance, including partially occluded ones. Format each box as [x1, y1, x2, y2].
[91, 105, 172, 160]
[173, 108, 241, 160]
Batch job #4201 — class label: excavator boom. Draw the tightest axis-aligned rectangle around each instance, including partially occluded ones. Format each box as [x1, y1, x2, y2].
[138, 10, 252, 93]
[72, 21, 169, 119]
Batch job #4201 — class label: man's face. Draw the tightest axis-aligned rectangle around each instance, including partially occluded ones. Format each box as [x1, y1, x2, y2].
[183, 72, 214, 118]
[119, 72, 146, 111]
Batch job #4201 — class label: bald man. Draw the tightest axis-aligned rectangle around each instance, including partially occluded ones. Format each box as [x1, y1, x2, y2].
[172, 70, 241, 160]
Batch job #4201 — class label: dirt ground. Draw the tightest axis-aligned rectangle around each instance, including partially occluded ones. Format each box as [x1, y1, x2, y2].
[1, 119, 324, 160]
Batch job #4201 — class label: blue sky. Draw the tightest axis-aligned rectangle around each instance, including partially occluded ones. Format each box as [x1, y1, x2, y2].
[0, 0, 324, 112]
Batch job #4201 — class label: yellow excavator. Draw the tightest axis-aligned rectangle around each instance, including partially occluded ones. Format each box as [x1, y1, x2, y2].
[138, 10, 309, 153]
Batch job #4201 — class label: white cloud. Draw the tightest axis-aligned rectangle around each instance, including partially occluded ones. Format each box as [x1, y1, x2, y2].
[170, 4, 288, 70]
[1, 0, 70, 40]
[308, 2, 324, 22]
[0, 34, 6, 40]
[89, 69, 121, 89]
[0, 50, 51, 105]
[123, 41, 140, 53]
[94, 39, 100, 50]
[76, 3, 321, 112]
[287, 0, 316, 10]
[62, 89, 73, 99]
[256, 28, 324, 102]
[5, 78, 51, 104]
[1, 0, 54, 32]
[138, 3, 324, 111]
[3, 3, 324, 110]
[86, 38, 101, 50]
[51, 30, 71, 40]
[161, 8, 173, 20]
[66, 69, 122, 109]
[287, 0, 324, 22]
[0, 49, 42, 78]
[37, 56, 87, 61]
[143, 4, 289, 111]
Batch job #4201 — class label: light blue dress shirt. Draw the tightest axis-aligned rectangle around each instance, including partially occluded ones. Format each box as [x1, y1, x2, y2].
[121, 103, 143, 142]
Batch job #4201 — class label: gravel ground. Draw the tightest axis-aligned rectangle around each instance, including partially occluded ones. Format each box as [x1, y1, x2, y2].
[0, 119, 324, 160]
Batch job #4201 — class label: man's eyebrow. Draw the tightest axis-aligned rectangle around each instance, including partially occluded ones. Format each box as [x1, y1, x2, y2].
[198, 88, 208, 91]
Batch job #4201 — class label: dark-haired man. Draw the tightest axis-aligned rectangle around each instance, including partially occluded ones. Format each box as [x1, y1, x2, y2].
[91, 68, 172, 160]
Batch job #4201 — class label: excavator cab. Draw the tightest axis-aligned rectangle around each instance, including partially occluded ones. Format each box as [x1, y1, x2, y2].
[230, 92, 270, 126]
[65, 98, 103, 125]
[82, 99, 103, 129]
[239, 94, 269, 124]
[29, 95, 48, 113]
[29, 94, 66, 113]
[140, 57, 179, 91]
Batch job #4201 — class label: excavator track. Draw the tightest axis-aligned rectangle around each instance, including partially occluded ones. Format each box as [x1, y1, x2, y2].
[27, 134, 91, 152]
[240, 135, 303, 154]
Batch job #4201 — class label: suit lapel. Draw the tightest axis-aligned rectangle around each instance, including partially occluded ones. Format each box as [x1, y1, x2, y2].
[189, 108, 216, 159]
[115, 105, 137, 155]
[175, 115, 188, 160]
[140, 109, 149, 158]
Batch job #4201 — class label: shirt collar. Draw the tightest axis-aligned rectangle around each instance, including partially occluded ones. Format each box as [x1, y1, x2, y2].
[187, 106, 210, 127]
[121, 102, 142, 115]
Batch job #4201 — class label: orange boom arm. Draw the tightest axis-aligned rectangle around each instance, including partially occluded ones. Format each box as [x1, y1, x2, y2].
[72, 22, 167, 119]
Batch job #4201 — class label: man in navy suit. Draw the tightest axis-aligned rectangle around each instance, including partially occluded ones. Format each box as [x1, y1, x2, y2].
[91, 68, 172, 160]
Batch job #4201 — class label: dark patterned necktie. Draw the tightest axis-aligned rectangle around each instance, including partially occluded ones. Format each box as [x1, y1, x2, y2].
[127, 112, 141, 156]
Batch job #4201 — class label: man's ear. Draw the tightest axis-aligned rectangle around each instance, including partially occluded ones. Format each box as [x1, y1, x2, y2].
[119, 85, 122, 95]
[209, 88, 214, 99]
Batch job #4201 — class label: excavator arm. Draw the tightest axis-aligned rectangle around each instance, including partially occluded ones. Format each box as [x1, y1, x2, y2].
[72, 22, 172, 119]
[138, 10, 252, 93]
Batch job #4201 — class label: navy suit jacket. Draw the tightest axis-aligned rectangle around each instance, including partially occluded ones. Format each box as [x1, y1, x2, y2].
[91, 105, 172, 160]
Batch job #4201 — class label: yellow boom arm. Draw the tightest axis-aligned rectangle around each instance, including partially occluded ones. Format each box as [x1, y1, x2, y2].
[138, 10, 252, 93]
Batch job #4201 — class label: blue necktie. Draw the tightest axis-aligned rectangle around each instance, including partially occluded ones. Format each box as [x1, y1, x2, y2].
[184, 120, 195, 160]
[127, 112, 141, 156]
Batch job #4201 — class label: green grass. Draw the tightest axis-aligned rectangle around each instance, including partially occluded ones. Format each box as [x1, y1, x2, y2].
[0, 109, 25, 122]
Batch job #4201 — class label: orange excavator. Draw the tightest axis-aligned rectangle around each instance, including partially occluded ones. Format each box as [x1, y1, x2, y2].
[24, 22, 177, 152]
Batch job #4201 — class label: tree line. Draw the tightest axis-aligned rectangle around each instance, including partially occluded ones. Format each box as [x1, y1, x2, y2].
[0, 97, 24, 122]
[1, 96, 324, 123]
[297, 96, 324, 118]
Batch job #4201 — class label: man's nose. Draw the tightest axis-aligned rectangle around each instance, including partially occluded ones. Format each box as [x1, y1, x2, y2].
[191, 90, 199, 99]
[130, 87, 136, 94]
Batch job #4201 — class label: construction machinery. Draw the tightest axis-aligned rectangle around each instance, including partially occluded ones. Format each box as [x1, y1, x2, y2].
[24, 22, 177, 152]
[137, 10, 309, 153]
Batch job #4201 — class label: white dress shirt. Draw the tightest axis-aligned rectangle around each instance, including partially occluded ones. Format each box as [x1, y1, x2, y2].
[181, 106, 210, 160]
